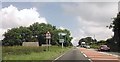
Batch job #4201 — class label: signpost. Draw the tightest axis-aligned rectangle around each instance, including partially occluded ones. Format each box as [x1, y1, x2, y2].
[59, 39, 64, 48]
[46, 31, 51, 51]
[58, 33, 66, 48]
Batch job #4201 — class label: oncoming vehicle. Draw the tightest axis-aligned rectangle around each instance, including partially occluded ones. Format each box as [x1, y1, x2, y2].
[85, 45, 90, 49]
[81, 42, 86, 47]
[81, 42, 90, 48]
[98, 45, 110, 52]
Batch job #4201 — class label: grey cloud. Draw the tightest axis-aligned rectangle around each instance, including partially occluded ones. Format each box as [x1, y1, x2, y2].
[61, 2, 117, 40]
[62, 2, 117, 26]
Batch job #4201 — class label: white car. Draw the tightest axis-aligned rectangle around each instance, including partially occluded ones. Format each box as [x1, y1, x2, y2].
[86, 45, 90, 49]
[83, 45, 90, 48]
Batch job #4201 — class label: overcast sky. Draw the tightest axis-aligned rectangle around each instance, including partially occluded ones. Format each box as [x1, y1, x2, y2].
[0, 2, 118, 46]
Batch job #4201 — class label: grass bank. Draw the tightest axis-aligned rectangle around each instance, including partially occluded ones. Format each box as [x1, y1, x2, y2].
[2, 46, 71, 60]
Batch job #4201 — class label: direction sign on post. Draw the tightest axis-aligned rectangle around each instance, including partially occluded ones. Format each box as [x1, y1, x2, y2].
[58, 33, 66, 48]
[59, 39, 64, 48]
[59, 39, 64, 43]
[45, 31, 51, 51]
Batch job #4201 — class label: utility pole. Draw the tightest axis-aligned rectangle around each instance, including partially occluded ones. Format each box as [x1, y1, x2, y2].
[93, 35, 96, 43]
[94, 35, 95, 40]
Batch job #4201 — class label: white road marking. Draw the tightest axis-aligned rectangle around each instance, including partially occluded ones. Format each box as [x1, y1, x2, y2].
[83, 54, 87, 57]
[54, 53, 65, 60]
[80, 51, 92, 62]
[52, 48, 72, 62]
[81, 51, 87, 57]
[88, 59, 92, 62]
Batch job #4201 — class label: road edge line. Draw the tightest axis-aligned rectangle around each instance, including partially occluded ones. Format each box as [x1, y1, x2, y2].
[54, 52, 66, 60]
[52, 48, 72, 62]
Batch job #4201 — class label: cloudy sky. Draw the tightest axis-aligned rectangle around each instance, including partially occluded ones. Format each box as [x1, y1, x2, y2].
[0, 2, 118, 46]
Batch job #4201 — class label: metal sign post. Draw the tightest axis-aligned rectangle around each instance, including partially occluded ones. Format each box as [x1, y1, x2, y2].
[62, 42, 63, 48]
[59, 39, 64, 48]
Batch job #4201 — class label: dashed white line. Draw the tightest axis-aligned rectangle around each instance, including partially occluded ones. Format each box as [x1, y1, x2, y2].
[83, 53, 87, 57]
[88, 59, 92, 62]
[81, 51, 92, 62]
[81, 51, 87, 57]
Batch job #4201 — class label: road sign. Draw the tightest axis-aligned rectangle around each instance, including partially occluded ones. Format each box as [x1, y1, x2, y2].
[46, 31, 51, 39]
[45, 31, 51, 51]
[59, 39, 64, 43]
[58, 33, 66, 36]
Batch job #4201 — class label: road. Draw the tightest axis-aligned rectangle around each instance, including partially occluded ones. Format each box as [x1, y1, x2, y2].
[53, 47, 90, 62]
[53, 47, 120, 62]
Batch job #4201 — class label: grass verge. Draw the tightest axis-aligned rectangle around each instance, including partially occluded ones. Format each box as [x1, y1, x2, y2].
[2, 46, 71, 60]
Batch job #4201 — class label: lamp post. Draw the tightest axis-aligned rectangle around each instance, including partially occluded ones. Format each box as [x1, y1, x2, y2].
[46, 31, 51, 51]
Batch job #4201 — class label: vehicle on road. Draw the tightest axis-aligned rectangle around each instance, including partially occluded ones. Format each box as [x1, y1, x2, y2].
[81, 45, 90, 49]
[85, 45, 90, 49]
[98, 45, 110, 52]
[84, 45, 90, 49]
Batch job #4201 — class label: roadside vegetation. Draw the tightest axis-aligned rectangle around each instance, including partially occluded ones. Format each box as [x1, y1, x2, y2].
[2, 22, 73, 46]
[2, 46, 71, 60]
[1, 20, 73, 60]
[78, 12, 120, 52]
[78, 37, 107, 49]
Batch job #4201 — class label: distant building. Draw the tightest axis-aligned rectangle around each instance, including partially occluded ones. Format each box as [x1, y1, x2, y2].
[22, 42, 39, 47]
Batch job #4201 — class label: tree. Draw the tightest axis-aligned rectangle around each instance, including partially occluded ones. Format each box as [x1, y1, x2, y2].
[2, 27, 32, 46]
[78, 37, 96, 46]
[2, 22, 73, 46]
[107, 12, 120, 52]
[97, 40, 107, 45]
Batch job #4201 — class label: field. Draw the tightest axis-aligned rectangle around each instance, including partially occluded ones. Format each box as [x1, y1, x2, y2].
[2, 46, 71, 60]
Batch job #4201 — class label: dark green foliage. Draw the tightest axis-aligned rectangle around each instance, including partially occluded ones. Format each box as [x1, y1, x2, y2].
[108, 12, 120, 52]
[97, 40, 107, 45]
[78, 37, 97, 45]
[106, 38, 120, 52]
[2, 27, 33, 46]
[2, 22, 72, 46]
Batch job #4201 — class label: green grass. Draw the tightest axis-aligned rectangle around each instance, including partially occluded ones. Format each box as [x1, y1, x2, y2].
[2, 46, 71, 60]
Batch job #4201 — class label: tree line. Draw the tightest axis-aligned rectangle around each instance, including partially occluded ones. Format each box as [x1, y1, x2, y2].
[78, 37, 97, 45]
[78, 12, 120, 52]
[78, 36, 109, 48]
[2, 22, 73, 46]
